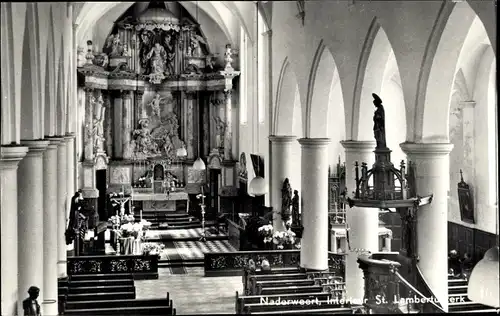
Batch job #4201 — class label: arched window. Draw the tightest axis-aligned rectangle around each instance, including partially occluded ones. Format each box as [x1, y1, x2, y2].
[257, 12, 267, 124]
[239, 26, 247, 125]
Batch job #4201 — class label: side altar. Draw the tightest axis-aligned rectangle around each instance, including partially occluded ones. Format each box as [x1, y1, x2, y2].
[76, 2, 240, 215]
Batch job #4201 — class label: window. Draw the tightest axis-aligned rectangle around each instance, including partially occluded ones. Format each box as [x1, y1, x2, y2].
[257, 13, 266, 124]
[239, 27, 247, 125]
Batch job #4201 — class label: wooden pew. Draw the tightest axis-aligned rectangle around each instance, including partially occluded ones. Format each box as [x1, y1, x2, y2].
[248, 307, 353, 314]
[258, 284, 323, 295]
[243, 267, 301, 294]
[252, 279, 316, 295]
[246, 273, 307, 295]
[243, 300, 350, 314]
[64, 293, 175, 315]
[235, 291, 331, 314]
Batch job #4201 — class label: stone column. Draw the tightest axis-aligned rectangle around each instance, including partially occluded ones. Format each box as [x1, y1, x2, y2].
[122, 91, 132, 159]
[185, 92, 196, 160]
[66, 133, 76, 217]
[135, 90, 144, 121]
[1, 146, 28, 316]
[269, 135, 297, 231]
[223, 90, 232, 161]
[400, 142, 453, 312]
[42, 138, 62, 316]
[84, 88, 94, 161]
[17, 140, 49, 316]
[298, 138, 330, 271]
[114, 91, 124, 159]
[340, 140, 378, 302]
[57, 139, 68, 277]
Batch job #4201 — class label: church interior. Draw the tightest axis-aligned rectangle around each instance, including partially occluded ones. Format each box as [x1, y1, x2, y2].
[1, 1, 498, 315]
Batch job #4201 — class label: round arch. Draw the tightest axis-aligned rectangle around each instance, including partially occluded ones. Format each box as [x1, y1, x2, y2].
[414, 1, 494, 142]
[274, 57, 301, 136]
[306, 40, 344, 139]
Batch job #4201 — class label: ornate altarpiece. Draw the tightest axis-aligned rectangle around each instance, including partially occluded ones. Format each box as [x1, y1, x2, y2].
[77, 2, 240, 201]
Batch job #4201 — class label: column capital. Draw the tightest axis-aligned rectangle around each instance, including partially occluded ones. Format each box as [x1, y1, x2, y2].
[340, 140, 376, 152]
[20, 139, 50, 156]
[122, 91, 132, 100]
[269, 135, 297, 144]
[298, 138, 330, 148]
[262, 29, 272, 37]
[400, 142, 453, 157]
[459, 100, 476, 109]
[0, 145, 29, 169]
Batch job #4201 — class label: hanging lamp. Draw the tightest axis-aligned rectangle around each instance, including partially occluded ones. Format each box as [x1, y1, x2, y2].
[467, 203, 499, 308]
[249, 155, 268, 196]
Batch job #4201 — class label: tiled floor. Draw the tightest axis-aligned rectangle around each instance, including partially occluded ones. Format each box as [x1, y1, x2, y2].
[135, 267, 243, 315]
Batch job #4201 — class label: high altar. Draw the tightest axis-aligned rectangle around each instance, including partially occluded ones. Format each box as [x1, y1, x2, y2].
[76, 2, 239, 214]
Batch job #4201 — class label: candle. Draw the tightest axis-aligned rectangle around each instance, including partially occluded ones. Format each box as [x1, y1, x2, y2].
[140, 209, 143, 221]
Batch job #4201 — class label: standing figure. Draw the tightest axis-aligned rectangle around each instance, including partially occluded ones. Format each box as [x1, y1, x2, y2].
[292, 190, 300, 226]
[147, 42, 167, 74]
[164, 33, 176, 75]
[149, 93, 164, 119]
[23, 286, 41, 316]
[213, 116, 226, 148]
[281, 178, 293, 222]
[372, 93, 386, 149]
[92, 96, 106, 152]
[111, 33, 122, 56]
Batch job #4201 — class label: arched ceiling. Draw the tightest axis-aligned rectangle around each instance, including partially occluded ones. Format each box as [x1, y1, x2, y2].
[74, 1, 266, 49]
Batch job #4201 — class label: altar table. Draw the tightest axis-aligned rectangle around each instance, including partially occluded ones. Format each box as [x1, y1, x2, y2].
[132, 191, 189, 212]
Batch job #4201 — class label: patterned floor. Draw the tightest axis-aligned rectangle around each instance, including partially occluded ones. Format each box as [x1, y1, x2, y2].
[145, 228, 226, 240]
[135, 267, 243, 314]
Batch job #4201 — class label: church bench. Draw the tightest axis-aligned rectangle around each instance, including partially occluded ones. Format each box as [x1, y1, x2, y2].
[252, 279, 316, 295]
[63, 305, 175, 315]
[243, 267, 302, 293]
[259, 284, 323, 295]
[242, 300, 347, 314]
[235, 291, 331, 314]
[248, 307, 353, 314]
[65, 290, 136, 301]
[245, 273, 308, 295]
[68, 284, 136, 294]
[68, 278, 134, 287]
[69, 273, 134, 281]
[65, 293, 171, 310]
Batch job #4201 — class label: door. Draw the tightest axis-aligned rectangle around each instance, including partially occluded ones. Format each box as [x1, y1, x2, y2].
[96, 169, 107, 221]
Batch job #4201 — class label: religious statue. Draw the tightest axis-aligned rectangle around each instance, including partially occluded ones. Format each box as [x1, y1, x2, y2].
[110, 34, 123, 57]
[164, 34, 175, 75]
[372, 93, 386, 149]
[204, 55, 216, 73]
[224, 44, 233, 70]
[149, 93, 164, 120]
[133, 119, 159, 155]
[77, 46, 86, 67]
[23, 286, 41, 316]
[189, 33, 206, 57]
[292, 190, 300, 226]
[147, 42, 167, 74]
[65, 190, 83, 245]
[213, 116, 226, 148]
[140, 31, 153, 74]
[163, 135, 175, 158]
[92, 96, 106, 152]
[281, 178, 293, 222]
[122, 44, 130, 57]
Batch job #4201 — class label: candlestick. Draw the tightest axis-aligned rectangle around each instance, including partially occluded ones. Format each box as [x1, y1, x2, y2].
[140, 209, 143, 221]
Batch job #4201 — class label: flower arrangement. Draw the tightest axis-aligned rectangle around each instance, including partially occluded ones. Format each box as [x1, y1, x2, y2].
[109, 215, 121, 227]
[142, 243, 165, 257]
[117, 222, 143, 239]
[258, 224, 274, 244]
[272, 229, 297, 249]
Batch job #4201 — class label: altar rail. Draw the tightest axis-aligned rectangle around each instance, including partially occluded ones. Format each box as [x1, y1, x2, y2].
[67, 255, 159, 280]
[204, 250, 345, 277]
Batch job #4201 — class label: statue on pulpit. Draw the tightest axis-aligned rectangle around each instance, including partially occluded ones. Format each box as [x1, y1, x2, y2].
[372, 93, 386, 149]
[147, 42, 167, 74]
[189, 33, 206, 57]
[281, 178, 292, 222]
[109, 34, 123, 57]
[213, 116, 227, 148]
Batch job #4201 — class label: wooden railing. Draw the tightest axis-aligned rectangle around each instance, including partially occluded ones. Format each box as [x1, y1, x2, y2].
[204, 250, 346, 277]
[394, 270, 446, 313]
[67, 254, 158, 279]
